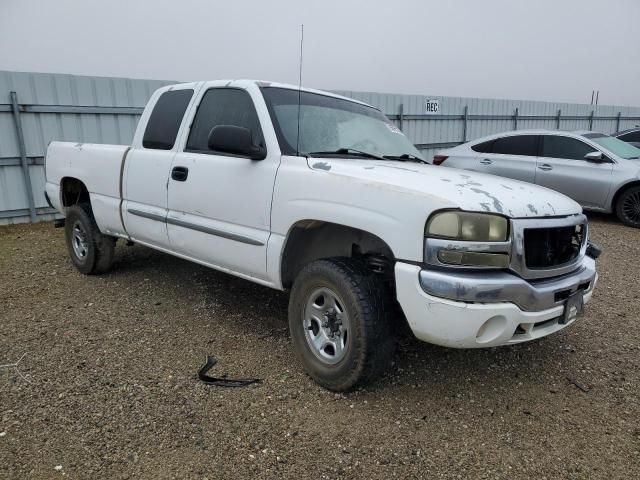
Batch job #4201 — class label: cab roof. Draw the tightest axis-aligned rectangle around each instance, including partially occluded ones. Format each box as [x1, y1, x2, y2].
[168, 79, 377, 110]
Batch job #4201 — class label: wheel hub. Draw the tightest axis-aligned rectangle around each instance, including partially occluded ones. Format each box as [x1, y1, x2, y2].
[303, 287, 350, 365]
[71, 220, 89, 259]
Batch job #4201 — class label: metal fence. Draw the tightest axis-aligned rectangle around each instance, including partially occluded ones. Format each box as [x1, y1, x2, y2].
[2, 70, 640, 225]
[334, 90, 640, 160]
[0, 71, 172, 225]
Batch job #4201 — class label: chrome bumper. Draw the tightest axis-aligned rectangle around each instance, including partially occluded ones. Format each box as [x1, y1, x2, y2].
[419, 255, 597, 312]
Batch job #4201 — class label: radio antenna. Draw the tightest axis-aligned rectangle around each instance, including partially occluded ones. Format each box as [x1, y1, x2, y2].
[295, 24, 304, 157]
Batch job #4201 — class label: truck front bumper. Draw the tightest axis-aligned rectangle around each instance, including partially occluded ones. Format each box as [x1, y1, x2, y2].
[395, 257, 597, 349]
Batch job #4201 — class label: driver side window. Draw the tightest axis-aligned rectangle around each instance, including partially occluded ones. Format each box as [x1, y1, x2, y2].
[186, 88, 264, 154]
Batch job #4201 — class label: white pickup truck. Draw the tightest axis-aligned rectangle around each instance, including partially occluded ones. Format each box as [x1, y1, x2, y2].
[45, 80, 600, 391]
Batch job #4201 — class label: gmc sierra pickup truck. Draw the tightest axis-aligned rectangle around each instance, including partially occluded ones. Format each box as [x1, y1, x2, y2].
[45, 80, 600, 391]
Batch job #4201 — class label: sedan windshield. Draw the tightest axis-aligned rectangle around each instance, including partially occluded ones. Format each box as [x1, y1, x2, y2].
[583, 133, 640, 159]
[260, 87, 424, 160]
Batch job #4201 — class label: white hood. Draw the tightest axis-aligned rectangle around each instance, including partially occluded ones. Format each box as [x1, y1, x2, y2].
[308, 158, 582, 218]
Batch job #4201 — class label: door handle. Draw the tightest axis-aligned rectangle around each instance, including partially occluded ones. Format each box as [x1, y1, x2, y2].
[171, 166, 189, 181]
[538, 164, 553, 171]
[480, 158, 492, 165]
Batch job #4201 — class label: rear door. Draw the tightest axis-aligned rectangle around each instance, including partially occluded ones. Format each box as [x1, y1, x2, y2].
[473, 134, 539, 183]
[166, 84, 280, 281]
[535, 134, 614, 209]
[123, 86, 195, 249]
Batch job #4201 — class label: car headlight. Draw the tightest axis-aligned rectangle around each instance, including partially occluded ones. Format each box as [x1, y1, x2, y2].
[426, 211, 509, 242]
[425, 211, 510, 268]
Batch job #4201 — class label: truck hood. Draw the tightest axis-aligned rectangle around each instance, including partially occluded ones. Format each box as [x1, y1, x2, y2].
[307, 158, 582, 218]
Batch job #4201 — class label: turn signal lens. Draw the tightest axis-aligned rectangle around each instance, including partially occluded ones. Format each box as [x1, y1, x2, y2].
[437, 250, 510, 268]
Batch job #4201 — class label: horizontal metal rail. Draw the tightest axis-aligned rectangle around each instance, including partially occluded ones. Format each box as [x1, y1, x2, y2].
[0, 156, 44, 167]
[0, 206, 57, 219]
[387, 113, 640, 122]
[0, 104, 144, 115]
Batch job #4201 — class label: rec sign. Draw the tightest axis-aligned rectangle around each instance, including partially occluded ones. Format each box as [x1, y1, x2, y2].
[425, 99, 440, 115]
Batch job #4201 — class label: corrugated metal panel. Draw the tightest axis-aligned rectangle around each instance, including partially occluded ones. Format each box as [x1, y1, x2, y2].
[2, 70, 640, 224]
[333, 90, 640, 156]
[0, 70, 174, 224]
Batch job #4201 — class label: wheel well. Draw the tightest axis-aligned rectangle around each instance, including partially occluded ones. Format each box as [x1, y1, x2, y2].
[612, 181, 640, 212]
[60, 177, 91, 208]
[280, 220, 395, 289]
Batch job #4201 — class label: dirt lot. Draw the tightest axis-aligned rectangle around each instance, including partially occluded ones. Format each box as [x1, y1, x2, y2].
[1, 216, 639, 479]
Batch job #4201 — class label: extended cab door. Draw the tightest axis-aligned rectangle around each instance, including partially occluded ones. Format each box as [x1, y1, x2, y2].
[166, 84, 280, 281]
[122, 86, 196, 249]
[535, 134, 613, 209]
[471, 134, 539, 183]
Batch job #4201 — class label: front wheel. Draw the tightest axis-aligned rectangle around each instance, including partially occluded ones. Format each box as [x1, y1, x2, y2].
[615, 186, 640, 228]
[288, 257, 396, 391]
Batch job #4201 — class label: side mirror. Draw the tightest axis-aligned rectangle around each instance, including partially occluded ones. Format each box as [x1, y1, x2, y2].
[207, 125, 266, 160]
[584, 151, 606, 162]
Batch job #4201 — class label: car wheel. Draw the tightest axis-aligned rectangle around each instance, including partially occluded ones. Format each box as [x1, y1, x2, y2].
[615, 186, 640, 228]
[64, 204, 116, 274]
[288, 257, 396, 391]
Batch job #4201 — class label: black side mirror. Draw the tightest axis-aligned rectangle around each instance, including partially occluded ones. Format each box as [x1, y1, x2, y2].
[207, 125, 266, 160]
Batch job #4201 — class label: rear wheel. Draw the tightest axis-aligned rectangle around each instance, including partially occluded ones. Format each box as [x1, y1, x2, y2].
[288, 257, 396, 391]
[64, 204, 116, 274]
[615, 186, 640, 228]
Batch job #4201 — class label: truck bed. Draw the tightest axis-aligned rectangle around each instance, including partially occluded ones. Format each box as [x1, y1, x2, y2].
[45, 141, 130, 236]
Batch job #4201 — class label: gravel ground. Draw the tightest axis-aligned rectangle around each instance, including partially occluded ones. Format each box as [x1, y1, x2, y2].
[1, 216, 639, 479]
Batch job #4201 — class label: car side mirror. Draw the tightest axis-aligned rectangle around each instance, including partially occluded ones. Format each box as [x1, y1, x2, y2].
[207, 125, 266, 160]
[584, 151, 606, 162]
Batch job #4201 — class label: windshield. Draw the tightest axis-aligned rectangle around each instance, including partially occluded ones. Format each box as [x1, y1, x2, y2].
[583, 133, 640, 159]
[260, 87, 423, 159]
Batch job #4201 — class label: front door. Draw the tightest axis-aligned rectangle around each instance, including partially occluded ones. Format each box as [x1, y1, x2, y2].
[167, 86, 280, 281]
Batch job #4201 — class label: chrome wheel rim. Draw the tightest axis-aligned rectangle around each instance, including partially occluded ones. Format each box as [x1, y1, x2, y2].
[303, 287, 350, 365]
[622, 191, 640, 224]
[71, 220, 89, 259]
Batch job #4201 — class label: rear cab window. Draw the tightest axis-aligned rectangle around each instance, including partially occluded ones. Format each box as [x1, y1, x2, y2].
[142, 89, 193, 150]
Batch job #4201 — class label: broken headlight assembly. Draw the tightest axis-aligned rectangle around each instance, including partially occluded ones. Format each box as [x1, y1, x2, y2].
[424, 211, 511, 269]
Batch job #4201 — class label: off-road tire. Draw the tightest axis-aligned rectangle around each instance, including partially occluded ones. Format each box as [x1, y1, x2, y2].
[288, 257, 396, 391]
[64, 203, 116, 275]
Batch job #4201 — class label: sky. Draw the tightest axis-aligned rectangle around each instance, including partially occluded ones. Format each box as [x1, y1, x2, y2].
[1, 0, 639, 106]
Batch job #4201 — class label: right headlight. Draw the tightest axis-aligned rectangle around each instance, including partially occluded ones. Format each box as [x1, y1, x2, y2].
[426, 211, 509, 242]
[425, 211, 510, 268]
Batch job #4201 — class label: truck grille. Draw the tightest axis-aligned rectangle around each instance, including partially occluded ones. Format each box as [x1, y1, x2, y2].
[524, 224, 585, 269]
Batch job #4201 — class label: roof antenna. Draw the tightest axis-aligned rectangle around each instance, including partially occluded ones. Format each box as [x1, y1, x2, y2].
[296, 24, 304, 157]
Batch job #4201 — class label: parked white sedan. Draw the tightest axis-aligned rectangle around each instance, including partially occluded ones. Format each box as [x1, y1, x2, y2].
[433, 130, 640, 227]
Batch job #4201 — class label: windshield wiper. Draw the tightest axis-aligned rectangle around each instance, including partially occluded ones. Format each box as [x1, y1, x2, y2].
[382, 153, 429, 164]
[307, 148, 385, 160]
